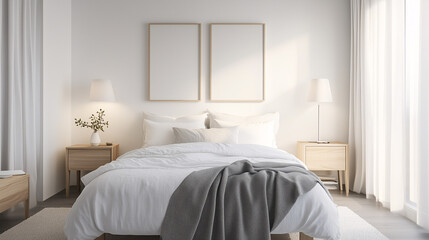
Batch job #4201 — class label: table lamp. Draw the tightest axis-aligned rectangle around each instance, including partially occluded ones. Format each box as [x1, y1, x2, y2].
[90, 79, 116, 102]
[88, 79, 115, 146]
[307, 78, 333, 143]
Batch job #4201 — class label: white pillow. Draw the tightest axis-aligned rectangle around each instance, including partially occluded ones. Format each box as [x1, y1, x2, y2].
[173, 127, 239, 144]
[211, 119, 277, 148]
[142, 112, 208, 147]
[208, 111, 280, 134]
[143, 119, 206, 147]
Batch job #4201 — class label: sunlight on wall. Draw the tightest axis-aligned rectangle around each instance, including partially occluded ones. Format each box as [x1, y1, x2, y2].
[267, 37, 303, 97]
[74, 102, 135, 147]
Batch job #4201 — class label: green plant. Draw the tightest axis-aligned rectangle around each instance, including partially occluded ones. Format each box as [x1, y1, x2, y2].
[74, 109, 109, 132]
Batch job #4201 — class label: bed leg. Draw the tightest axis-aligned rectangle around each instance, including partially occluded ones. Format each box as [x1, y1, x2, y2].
[299, 232, 314, 240]
[95, 233, 105, 240]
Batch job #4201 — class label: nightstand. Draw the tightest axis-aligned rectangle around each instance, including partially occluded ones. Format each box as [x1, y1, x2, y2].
[65, 144, 119, 197]
[297, 141, 349, 196]
[0, 174, 29, 218]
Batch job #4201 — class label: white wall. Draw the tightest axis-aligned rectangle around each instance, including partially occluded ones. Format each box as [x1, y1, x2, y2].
[43, 0, 72, 200]
[71, 0, 350, 155]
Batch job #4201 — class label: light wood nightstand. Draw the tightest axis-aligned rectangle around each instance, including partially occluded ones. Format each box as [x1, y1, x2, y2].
[297, 141, 349, 196]
[0, 174, 29, 218]
[65, 144, 119, 197]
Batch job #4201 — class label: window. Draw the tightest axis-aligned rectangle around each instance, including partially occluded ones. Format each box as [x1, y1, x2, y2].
[405, 0, 420, 205]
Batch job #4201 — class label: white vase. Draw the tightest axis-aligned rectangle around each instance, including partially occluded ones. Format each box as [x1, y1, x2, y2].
[90, 131, 101, 146]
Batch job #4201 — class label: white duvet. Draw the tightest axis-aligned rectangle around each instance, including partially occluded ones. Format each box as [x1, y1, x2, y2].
[64, 143, 340, 240]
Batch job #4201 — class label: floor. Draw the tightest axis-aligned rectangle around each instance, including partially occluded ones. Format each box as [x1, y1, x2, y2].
[1, 187, 429, 240]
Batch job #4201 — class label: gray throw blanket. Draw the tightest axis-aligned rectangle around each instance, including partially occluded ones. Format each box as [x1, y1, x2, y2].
[161, 160, 328, 240]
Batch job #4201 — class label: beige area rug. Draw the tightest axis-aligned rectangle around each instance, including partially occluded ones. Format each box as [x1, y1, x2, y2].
[0, 207, 388, 240]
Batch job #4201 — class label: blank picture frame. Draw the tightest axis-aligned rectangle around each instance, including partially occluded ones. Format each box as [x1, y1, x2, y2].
[210, 23, 265, 102]
[149, 23, 201, 101]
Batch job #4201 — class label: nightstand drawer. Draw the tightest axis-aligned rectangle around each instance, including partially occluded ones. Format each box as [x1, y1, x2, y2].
[0, 175, 29, 213]
[305, 146, 346, 170]
[297, 141, 349, 195]
[69, 149, 111, 170]
[65, 144, 119, 197]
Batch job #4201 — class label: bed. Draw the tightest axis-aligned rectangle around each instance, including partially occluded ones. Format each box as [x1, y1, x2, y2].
[64, 112, 340, 240]
[64, 143, 340, 240]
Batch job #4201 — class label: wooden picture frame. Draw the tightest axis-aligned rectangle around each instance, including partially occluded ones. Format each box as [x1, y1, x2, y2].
[148, 23, 201, 101]
[210, 23, 265, 102]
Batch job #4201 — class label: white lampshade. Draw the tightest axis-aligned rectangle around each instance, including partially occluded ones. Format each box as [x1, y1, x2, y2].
[307, 78, 333, 103]
[90, 79, 116, 102]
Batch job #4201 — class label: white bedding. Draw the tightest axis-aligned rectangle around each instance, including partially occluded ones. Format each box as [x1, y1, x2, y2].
[64, 143, 340, 240]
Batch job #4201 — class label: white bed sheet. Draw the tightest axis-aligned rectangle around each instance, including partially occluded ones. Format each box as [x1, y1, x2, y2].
[64, 143, 340, 240]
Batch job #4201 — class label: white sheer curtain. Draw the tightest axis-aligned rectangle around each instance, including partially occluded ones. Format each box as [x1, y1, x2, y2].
[349, 0, 429, 230]
[0, 0, 43, 207]
[417, 0, 429, 230]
